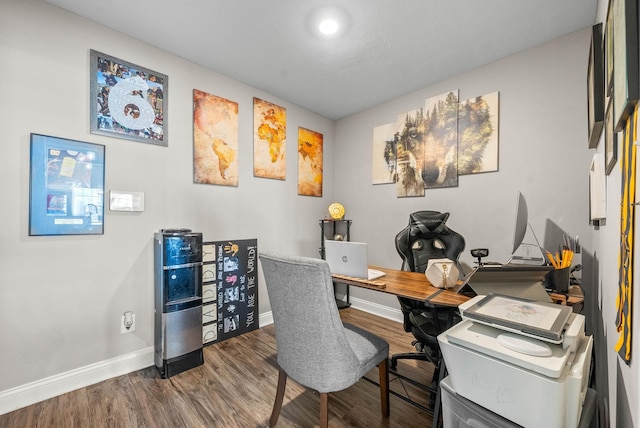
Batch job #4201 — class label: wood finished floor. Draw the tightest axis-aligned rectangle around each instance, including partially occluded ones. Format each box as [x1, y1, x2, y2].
[1, 308, 436, 428]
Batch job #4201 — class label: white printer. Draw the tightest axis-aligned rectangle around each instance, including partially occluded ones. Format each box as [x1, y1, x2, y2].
[438, 294, 593, 428]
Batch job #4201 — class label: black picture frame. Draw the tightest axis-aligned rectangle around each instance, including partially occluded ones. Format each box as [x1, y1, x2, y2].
[90, 50, 168, 146]
[29, 133, 105, 236]
[611, 0, 639, 132]
[588, 23, 605, 149]
[605, 0, 615, 97]
[605, 99, 618, 175]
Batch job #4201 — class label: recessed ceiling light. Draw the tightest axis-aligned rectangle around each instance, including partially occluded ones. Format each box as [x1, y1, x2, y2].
[307, 7, 349, 39]
[319, 18, 339, 35]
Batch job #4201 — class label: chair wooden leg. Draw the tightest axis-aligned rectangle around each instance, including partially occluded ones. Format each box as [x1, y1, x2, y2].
[270, 368, 288, 427]
[379, 358, 390, 417]
[319, 392, 329, 428]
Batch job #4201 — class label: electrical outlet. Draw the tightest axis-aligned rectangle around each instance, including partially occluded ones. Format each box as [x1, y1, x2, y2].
[121, 312, 136, 334]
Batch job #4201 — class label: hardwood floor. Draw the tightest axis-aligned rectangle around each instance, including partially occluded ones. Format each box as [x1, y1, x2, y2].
[0, 308, 437, 427]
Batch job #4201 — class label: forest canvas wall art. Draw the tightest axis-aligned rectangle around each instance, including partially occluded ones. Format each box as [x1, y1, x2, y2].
[371, 89, 499, 197]
[458, 91, 499, 174]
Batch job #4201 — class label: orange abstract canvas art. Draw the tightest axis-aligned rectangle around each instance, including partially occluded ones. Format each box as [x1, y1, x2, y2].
[193, 89, 239, 186]
[297, 127, 323, 197]
[253, 97, 286, 179]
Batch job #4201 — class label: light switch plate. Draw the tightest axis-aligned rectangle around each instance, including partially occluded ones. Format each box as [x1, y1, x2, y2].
[109, 190, 145, 212]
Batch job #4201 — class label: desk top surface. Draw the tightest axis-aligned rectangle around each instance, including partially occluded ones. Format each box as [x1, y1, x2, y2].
[332, 265, 471, 307]
[331, 265, 584, 310]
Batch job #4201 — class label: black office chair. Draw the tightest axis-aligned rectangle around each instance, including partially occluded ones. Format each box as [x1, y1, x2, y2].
[391, 211, 465, 408]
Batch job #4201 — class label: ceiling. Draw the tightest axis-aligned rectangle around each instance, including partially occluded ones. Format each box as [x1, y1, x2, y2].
[45, 0, 597, 120]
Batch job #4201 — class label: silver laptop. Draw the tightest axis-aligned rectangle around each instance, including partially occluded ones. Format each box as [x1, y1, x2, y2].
[324, 240, 385, 280]
[456, 265, 553, 303]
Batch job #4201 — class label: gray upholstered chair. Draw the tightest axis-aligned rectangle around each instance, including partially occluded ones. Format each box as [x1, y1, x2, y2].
[259, 252, 390, 427]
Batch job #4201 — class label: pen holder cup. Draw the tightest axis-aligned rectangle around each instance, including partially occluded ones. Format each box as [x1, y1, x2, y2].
[545, 267, 570, 293]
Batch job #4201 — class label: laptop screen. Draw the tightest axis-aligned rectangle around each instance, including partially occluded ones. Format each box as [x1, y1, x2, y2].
[324, 240, 369, 279]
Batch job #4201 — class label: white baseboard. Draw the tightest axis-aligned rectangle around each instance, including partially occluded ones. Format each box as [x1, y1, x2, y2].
[258, 298, 402, 326]
[0, 347, 154, 415]
[1, 301, 399, 415]
[348, 296, 404, 323]
[259, 310, 274, 327]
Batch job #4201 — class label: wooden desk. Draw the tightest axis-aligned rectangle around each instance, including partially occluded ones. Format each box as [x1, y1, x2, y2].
[331, 265, 471, 307]
[549, 285, 585, 311]
[332, 265, 584, 309]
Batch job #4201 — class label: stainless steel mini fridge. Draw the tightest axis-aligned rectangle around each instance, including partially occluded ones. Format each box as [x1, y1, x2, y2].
[154, 228, 204, 378]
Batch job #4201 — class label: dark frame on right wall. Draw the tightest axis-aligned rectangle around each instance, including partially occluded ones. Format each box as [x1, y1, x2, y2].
[611, 0, 640, 132]
[605, 0, 615, 96]
[605, 98, 618, 175]
[588, 23, 605, 149]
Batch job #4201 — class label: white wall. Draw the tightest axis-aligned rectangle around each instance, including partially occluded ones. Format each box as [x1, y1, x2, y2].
[0, 0, 333, 404]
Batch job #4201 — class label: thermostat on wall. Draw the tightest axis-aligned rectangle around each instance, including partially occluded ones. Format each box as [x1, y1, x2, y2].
[109, 190, 145, 212]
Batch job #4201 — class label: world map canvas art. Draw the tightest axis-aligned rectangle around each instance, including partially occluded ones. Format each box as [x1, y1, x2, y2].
[253, 97, 287, 180]
[298, 127, 323, 197]
[193, 89, 239, 186]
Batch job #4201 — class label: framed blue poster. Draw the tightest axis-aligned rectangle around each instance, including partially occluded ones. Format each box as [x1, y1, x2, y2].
[29, 134, 105, 236]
